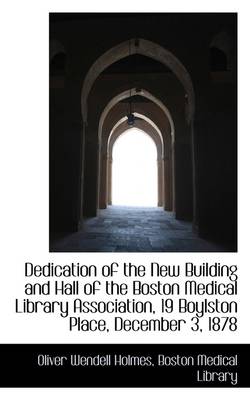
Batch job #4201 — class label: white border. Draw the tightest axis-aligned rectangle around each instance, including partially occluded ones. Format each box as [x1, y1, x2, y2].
[0, 0, 249, 397]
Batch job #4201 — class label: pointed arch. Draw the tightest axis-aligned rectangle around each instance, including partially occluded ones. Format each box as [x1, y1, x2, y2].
[81, 39, 195, 124]
[99, 87, 174, 144]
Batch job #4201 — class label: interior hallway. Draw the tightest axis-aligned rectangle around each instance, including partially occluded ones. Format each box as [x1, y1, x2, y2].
[50, 206, 226, 252]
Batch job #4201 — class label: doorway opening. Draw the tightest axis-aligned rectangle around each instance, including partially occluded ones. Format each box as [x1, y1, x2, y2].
[112, 128, 157, 206]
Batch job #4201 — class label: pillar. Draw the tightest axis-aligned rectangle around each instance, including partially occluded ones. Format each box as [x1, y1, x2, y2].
[82, 132, 99, 217]
[157, 158, 163, 207]
[99, 151, 108, 209]
[107, 156, 113, 205]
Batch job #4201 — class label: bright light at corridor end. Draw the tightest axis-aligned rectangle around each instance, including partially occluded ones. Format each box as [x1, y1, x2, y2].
[112, 128, 158, 206]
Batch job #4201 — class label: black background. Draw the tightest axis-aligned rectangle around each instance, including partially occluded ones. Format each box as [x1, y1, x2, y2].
[0, 344, 248, 387]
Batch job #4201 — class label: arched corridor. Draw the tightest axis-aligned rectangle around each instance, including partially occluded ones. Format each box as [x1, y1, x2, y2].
[98, 88, 173, 211]
[112, 128, 158, 207]
[50, 13, 237, 252]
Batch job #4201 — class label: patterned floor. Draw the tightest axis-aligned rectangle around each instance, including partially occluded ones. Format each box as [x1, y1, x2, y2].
[50, 206, 226, 252]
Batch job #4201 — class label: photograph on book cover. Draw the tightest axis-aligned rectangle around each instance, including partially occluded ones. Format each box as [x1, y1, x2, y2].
[0, 0, 250, 397]
[49, 13, 237, 253]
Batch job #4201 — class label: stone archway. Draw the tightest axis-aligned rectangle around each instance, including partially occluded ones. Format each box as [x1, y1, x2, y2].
[98, 88, 175, 211]
[81, 38, 195, 124]
[98, 87, 174, 141]
[110, 126, 159, 207]
[106, 118, 164, 209]
[98, 90, 174, 213]
[80, 40, 195, 222]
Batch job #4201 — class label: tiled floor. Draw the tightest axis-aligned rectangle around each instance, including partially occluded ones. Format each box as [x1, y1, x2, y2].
[50, 206, 226, 252]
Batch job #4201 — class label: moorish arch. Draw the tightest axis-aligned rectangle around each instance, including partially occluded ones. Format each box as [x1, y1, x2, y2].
[81, 38, 195, 124]
[106, 118, 164, 208]
[98, 87, 174, 142]
[49, 14, 237, 251]
[99, 114, 165, 210]
[81, 42, 195, 221]
[98, 90, 175, 212]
